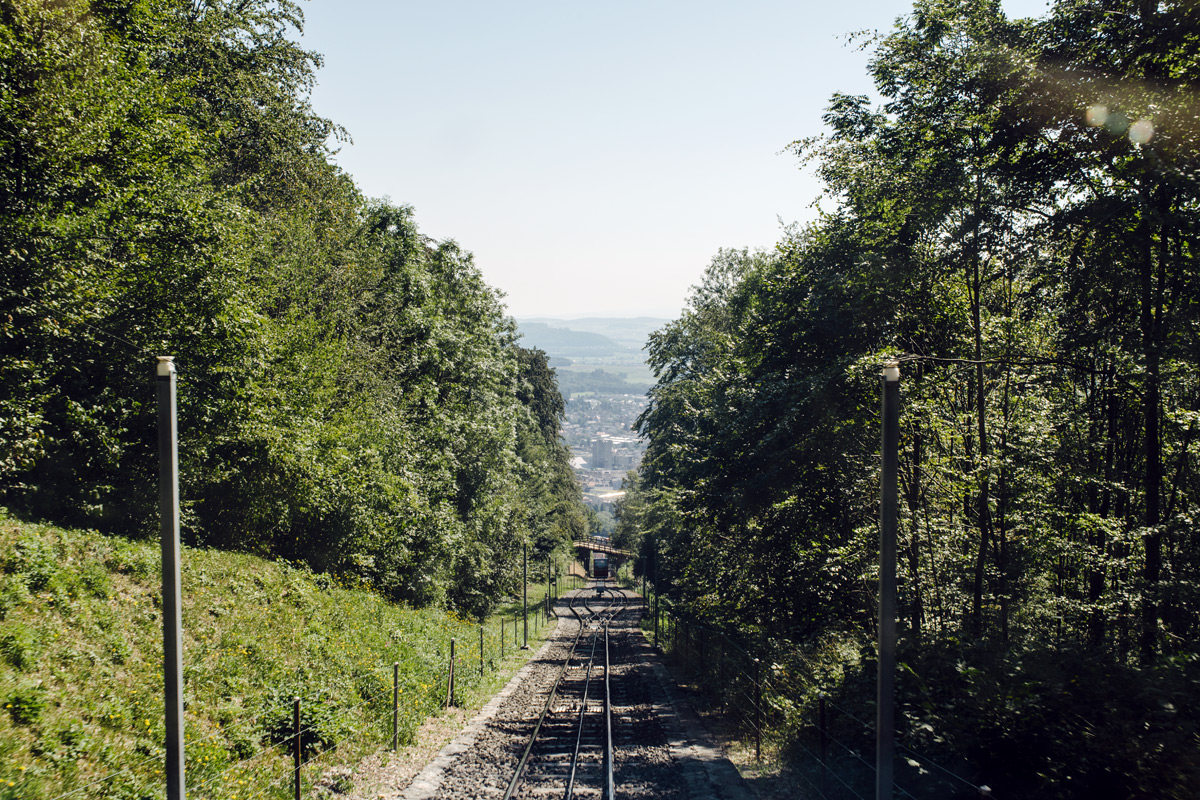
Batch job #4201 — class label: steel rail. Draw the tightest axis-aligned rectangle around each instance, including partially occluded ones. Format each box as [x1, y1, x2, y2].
[502, 592, 594, 800]
[502, 582, 625, 800]
[604, 622, 614, 800]
[564, 633, 599, 800]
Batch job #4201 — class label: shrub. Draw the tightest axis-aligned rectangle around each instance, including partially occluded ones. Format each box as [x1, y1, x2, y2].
[2, 537, 57, 592]
[103, 541, 156, 578]
[78, 561, 111, 599]
[0, 624, 36, 670]
[0, 574, 29, 620]
[261, 690, 347, 759]
[6, 685, 47, 725]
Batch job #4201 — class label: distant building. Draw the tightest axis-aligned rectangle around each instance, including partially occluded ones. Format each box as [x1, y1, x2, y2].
[591, 437, 613, 470]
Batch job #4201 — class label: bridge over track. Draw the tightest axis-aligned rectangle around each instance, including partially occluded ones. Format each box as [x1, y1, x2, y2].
[573, 538, 633, 578]
[572, 539, 633, 558]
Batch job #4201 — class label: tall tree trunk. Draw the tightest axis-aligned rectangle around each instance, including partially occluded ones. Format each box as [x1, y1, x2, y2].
[969, 191, 991, 638]
[1139, 219, 1162, 662]
[1088, 381, 1115, 650]
[996, 367, 1012, 643]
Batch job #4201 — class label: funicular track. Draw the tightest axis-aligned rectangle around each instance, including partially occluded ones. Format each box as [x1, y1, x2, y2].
[416, 582, 704, 800]
[504, 585, 624, 800]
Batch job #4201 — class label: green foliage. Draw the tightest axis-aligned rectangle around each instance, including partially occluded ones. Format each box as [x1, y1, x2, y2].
[553, 368, 651, 397]
[260, 689, 346, 760]
[1, 536, 57, 593]
[0, 512, 557, 800]
[0, 0, 585, 616]
[6, 684, 45, 726]
[0, 624, 35, 671]
[631, 0, 1200, 793]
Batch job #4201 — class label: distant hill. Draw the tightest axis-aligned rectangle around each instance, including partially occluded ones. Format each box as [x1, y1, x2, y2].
[554, 368, 652, 397]
[519, 317, 669, 352]
[517, 322, 619, 357]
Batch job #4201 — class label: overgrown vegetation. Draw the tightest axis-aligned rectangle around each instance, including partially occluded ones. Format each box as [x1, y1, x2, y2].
[0, 0, 585, 616]
[620, 0, 1200, 795]
[0, 511, 558, 800]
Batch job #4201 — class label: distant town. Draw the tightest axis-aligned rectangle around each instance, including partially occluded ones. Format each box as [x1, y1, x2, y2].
[517, 317, 666, 530]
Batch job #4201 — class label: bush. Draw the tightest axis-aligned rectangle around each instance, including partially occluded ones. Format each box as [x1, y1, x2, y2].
[260, 690, 347, 760]
[2, 537, 57, 592]
[77, 562, 111, 599]
[0, 575, 29, 620]
[0, 624, 36, 670]
[103, 541, 156, 578]
[6, 685, 47, 725]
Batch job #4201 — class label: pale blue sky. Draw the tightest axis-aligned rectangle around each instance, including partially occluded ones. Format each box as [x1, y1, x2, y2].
[301, 0, 1051, 319]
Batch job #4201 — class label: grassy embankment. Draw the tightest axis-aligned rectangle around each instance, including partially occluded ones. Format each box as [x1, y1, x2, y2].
[0, 510, 559, 800]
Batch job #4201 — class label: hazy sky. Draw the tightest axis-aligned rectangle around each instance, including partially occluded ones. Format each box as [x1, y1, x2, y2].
[301, 0, 1051, 320]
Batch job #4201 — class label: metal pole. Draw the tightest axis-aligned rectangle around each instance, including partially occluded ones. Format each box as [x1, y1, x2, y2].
[654, 592, 659, 650]
[480, 625, 485, 677]
[157, 356, 185, 800]
[878, 362, 900, 800]
[522, 542, 529, 649]
[392, 663, 399, 751]
[819, 692, 828, 797]
[293, 697, 301, 800]
[754, 657, 762, 762]
[446, 639, 456, 708]
[501, 618, 505, 658]
[719, 637, 726, 713]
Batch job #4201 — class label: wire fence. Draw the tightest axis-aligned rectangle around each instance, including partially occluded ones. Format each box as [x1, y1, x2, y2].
[35, 597, 559, 800]
[637, 585, 995, 800]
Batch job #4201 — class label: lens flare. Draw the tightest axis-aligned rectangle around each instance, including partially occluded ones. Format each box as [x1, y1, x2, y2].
[1129, 119, 1154, 144]
[1085, 104, 1108, 126]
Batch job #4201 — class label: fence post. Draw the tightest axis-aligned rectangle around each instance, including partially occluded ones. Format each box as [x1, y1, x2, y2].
[157, 356, 185, 800]
[293, 696, 302, 800]
[754, 658, 762, 762]
[684, 621, 690, 674]
[501, 618, 505, 658]
[819, 692, 828, 797]
[446, 639, 456, 709]
[523, 542, 529, 649]
[654, 593, 660, 650]
[719, 637, 726, 714]
[480, 625, 485, 677]
[392, 663, 399, 751]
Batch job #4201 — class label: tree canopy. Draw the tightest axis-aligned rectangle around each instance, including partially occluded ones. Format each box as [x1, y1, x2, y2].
[624, 0, 1199, 793]
[0, 0, 583, 618]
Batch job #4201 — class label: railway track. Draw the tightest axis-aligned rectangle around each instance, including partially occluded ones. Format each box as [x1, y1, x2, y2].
[412, 582, 697, 800]
[503, 586, 623, 799]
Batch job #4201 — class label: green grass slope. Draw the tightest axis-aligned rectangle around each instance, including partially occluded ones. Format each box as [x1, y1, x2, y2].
[0, 510, 555, 800]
